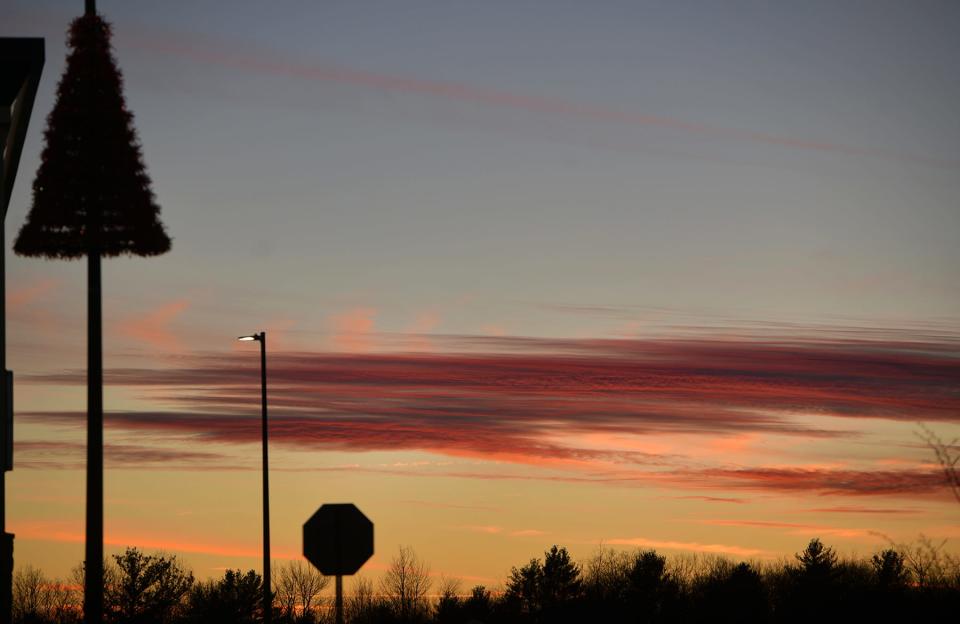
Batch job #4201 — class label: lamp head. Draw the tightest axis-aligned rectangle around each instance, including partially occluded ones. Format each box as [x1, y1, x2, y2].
[237, 333, 263, 342]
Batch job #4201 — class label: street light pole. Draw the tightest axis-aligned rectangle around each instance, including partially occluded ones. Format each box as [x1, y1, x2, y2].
[239, 332, 271, 624]
[83, 9, 101, 624]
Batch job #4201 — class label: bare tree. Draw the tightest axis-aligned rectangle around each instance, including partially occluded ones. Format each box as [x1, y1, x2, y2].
[346, 575, 378, 623]
[274, 563, 298, 620]
[12, 566, 52, 622]
[434, 575, 462, 621]
[380, 546, 432, 622]
[918, 424, 960, 504]
[48, 577, 82, 624]
[435, 575, 461, 601]
[12, 566, 82, 624]
[900, 536, 959, 590]
[584, 547, 632, 602]
[70, 558, 124, 622]
[274, 560, 330, 622]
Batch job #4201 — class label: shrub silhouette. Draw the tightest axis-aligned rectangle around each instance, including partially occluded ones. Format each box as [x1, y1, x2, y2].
[464, 585, 494, 622]
[11, 539, 960, 624]
[185, 570, 262, 624]
[695, 561, 768, 624]
[872, 549, 909, 590]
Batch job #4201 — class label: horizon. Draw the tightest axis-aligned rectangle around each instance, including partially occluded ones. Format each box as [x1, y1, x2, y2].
[3, 0, 959, 588]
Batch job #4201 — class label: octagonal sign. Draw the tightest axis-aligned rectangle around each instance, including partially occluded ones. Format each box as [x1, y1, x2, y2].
[303, 503, 374, 576]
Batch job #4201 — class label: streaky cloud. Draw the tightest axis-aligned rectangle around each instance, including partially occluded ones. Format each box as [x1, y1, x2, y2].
[20, 331, 959, 497]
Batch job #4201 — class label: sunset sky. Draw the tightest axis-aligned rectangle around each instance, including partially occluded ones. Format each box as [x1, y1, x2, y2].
[4, 1, 959, 587]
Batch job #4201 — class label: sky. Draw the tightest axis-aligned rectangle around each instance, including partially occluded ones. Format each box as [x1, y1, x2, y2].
[3, 0, 959, 587]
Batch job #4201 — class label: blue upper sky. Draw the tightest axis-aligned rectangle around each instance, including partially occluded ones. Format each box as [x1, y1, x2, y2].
[5, 0, 959, 345]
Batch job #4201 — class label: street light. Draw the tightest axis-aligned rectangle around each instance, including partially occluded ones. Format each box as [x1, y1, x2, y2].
[238, 332, 271, 624]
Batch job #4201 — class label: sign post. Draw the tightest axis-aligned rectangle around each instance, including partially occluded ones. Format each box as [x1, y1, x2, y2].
[303, 503, 374, 624]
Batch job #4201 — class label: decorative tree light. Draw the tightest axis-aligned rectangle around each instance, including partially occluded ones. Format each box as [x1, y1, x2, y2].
[14, 3, 170, 622]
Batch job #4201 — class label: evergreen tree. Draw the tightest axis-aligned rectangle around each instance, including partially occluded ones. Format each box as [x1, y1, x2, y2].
[627, 550, 681, 624]
[782, 539, 842, 624]
[796, 539, 837, 579]
[464, 585, 493, 622]
[505, 557, 543, 616]
[541, 546, 582, 607]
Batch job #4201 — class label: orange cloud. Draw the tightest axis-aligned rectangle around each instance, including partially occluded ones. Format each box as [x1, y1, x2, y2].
[510, 529, 546, 537]
[7, 278, 58, 309]
[329, 307, 376, 352]
[460, 526, 546, 538]
[606, 536, 769, 559]
[406, 311, 441, 351]
[807, 506, 919, 515]
[461, 525, 504, 535]
[119, 299, 190, 351]
[479, 324, 507, 337]
[707, 433, 760, 454]
[266, 318, 298, 351]
[410, 311, 441, 334]
[699, 519, 872, 539]
[12, 519, 299, 560]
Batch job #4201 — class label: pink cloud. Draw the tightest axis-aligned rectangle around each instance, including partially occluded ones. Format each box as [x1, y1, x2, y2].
[329, 307, 377, 352]
[6, 279, 63, 335]
[119, 299, 190, 351]
[675, 467, 946, 497]
[14, 440, 235, 471]
[479, 324, 507, 337]
[405, 311, 442, 351]
[116, 27, 953, 169]
[7, 8, 953, 170]
[7, 278, 58, 309]
[672, 495, 749, 504]
[409, 311, 441, 334]
[806, 506, 921, 515]
[19, 331, 960, 497]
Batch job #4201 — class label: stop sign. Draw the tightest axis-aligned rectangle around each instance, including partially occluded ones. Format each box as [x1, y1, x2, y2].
[303, 503, 374, 576]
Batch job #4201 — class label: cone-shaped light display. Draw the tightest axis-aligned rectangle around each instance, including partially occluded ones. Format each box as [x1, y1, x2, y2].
[14, 13, 170, 258]
[12, 8, 169, 623]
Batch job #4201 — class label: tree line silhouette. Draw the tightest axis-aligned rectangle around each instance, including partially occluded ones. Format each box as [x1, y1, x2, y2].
[10, 538, 960, 624]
